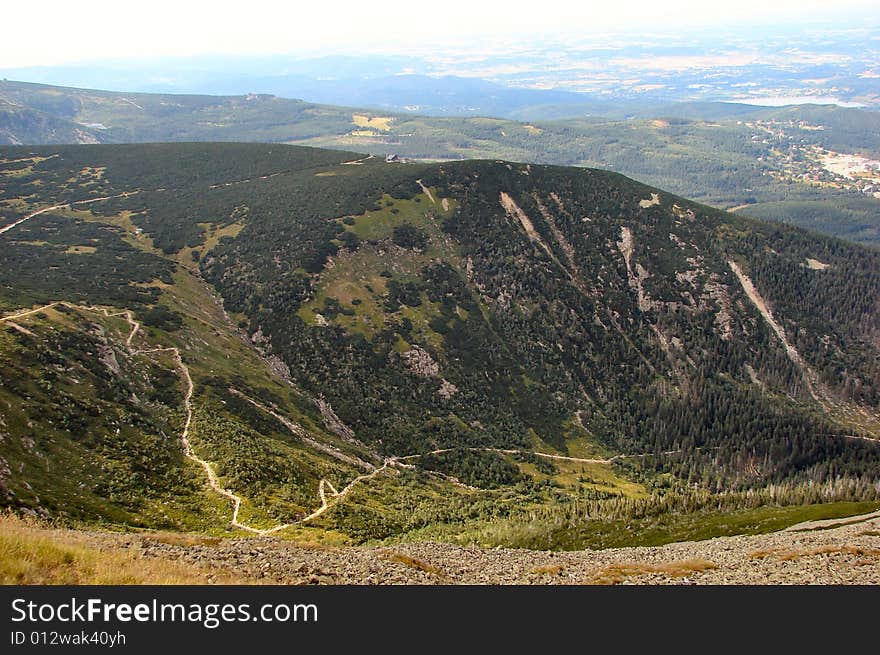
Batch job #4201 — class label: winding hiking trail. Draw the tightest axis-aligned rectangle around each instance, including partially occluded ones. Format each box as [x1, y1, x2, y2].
[0, 302, 141, 346]
[395, 447, 612, 465]
[0, 296, 723, 535]
[0, 192, 141, 236]
[5, 194, 873, 541]
[208, 171, 287, 190]
[0, 301, 399, 536]
[416, 179, 436, 204]
[160, 345, 257, 533]
[341, 154, 375, 165]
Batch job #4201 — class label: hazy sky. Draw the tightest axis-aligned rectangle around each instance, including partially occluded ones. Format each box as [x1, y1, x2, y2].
[2, 0, 877, 67]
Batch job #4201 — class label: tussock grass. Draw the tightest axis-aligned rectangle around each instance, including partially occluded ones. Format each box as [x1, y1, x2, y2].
[384, 551, 444, 576]
[532, 564, 565, 576]
[749, 544, 880, 562]
[0, 513, 248, 585]
[587, 559, 718, 585]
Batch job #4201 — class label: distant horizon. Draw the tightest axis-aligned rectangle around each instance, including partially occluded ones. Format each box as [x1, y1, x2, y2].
[2, 0, 878, 68]
[3, 3, 877, 117]
[2, 77, 876, 117]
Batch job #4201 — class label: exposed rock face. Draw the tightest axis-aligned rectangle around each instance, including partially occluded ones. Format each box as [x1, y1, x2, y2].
[437, 379, 459, 399]
[89, 324, 121, 375]
[399, 346, 457, 398]
[315, 397, 358, 444]
[639, 192, 661, 208]
[401, 346, 440, 378]
[250, 327, 270, 345]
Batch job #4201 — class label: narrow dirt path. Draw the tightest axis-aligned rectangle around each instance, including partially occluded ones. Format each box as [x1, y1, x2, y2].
[0, 204, 68, 236]
[341, 154, 375, 165]
[285, 461, 397, 530]
[161, 346, 262, 534]
[0, 302, 140, 346]
[416, 179, 436, 204]
[395, 447, 613, 465]
[782, 508, 880, 532]
[0, 191, 141, 236]
[0, 301, 400, 536]
[394, 445, 702, 466]
[0, 303, 60, 321]
[208, 171, 287, 190]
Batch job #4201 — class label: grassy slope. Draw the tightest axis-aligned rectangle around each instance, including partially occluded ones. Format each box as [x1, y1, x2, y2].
[0, 514, 251, 584]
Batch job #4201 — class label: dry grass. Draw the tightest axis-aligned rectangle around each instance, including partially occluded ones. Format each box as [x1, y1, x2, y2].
[384, 551, 444, 576]
[749, 544, 880, 562]
[588, 559, 718, 585]
[532, 564, 565, 576]
[0, 513, 250, 585]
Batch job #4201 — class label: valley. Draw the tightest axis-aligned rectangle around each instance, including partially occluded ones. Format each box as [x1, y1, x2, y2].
[0, 142, 878, 572]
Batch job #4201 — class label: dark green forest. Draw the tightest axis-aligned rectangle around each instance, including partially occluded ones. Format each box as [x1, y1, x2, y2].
[1, 142, 878, 540]
[3, 80, 879, 247]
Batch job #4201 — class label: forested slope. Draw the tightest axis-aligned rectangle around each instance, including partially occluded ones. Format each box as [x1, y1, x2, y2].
[1, 143, 878, 543]
[3, 80, 878, 247]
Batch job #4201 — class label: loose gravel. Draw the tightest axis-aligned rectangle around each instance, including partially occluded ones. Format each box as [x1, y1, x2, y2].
[73, 510, 880, 585]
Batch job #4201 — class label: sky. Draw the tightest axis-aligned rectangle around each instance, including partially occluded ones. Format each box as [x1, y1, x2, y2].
[2, 0, 878, 67]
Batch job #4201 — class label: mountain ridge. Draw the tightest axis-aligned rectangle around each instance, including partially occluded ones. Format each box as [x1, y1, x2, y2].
[3, 79, 878, 248]
[1, 142, 877, 547]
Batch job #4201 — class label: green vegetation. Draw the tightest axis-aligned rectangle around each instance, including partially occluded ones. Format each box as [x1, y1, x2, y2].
[396, 497, 880, 551]
[2, 80, 878, 247]
[0, 214, 172, 309]
[0, 141, 877, 549]
[419, 449, 524, 489]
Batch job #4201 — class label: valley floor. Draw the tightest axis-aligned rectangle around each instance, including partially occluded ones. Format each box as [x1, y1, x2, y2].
[4, 510, 879, 585]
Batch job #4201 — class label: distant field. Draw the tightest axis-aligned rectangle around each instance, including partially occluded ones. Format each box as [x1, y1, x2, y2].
[352, 114, 393, 131]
